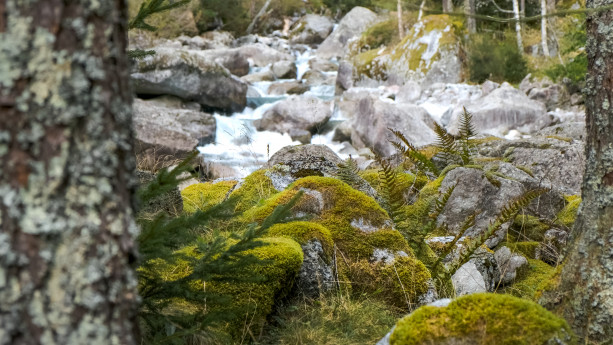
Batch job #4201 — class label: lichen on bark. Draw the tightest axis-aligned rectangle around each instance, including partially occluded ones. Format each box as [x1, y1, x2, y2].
[0, 1, 139, 344]
[538, 0, 613, 342]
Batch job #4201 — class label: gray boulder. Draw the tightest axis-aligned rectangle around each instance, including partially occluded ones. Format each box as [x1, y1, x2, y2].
[476, 137, 585, 195]
[255, 96, 332, 134]
[494, 246, 528, 285]
[201, 31, 234, 49]
[350, 96, 436, 156]
[290, 14, 334, 45]
[437, 167, 526, 248]
[131, 48, 247, 112]
[309, 58, 339, 72]
[268, 144, 342, 179]
[234, 43, 295, 67]
[271, 60, 297, 79]
[446, 83, 550, 136]
[197, 49, 250, 76]
[267, 81, 309, 95]
[396, 81, 422, 103]
[536, 228, 568, 265]
[537, 121, 586, 141]
[317, 7, 380, 59]
[133, 97, 216, 161]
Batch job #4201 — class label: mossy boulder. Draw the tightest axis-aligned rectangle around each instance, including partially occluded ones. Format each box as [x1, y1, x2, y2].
[180, 180, 237, 214]
[242, 176, 407, 259]
[389, 293, 575, 345]
[139, 236, 303, 340]
[208, 237, 304, 337]
[242, 176, 432, 306]
[230, 169, 280, 213]
[350, 15, 462, 85]
[502, 258, 555, 300]
[266, 221, 335, 297]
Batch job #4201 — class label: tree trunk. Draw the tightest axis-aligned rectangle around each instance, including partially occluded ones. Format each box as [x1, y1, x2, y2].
[0, 1, 139, 344]
[443, 0, 454, 13]
[541, 0, 550, 56]
[464, 0, 476, 33]
[397, 0, 404, 38]
[512, 0, 523, 52]
[539, 0, 613, 342]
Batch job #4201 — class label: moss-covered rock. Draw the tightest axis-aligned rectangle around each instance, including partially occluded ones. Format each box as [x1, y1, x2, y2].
[230, 169, 279, 213]
[389, 293, 575, 345]
[242, 176, 409, 259]
[208, 237, 304, 337]
[501, 258, 554, 300]
[556, 195, 580, 229]
[266, 221, 334, 259]
[180, 180, 237, 214]
[510, 214, 551, 242]
[350, 15, 462, 84]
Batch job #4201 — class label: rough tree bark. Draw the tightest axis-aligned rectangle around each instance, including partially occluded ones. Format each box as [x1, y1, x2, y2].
[512, 0, 523, 52]
[541, 0, 550, 56]
[443, 0, 453, 13]
[464, 0, 476, 33]
[0, 1, 139, 344]
[539, 0, 613, 342]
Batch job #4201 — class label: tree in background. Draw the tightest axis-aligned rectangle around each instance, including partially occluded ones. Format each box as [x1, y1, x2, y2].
[539, 0, 613, 342]
[0, 0, 139, 344]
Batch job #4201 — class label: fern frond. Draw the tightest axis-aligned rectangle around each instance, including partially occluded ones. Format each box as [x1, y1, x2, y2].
[337, 156, 361, 187]
[430, 184, 456, 220]
[128, 49, 156, 59]
[447, 188, 546, 276]
[389, 129, 439, 177]
[430, 212, 477, 274]
[458, 107, 477, 140]
[375, 155, 407, 223]
[434, 122, 461, 166]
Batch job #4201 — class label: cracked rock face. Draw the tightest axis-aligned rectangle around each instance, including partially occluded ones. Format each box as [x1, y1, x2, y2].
[295, 239, 334, 297]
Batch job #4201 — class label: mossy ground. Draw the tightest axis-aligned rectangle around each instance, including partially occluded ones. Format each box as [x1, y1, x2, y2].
[390, 293, 575, 345]
[501, 258, 555, 300]
[230, 169, 279, 213]
[266, 221, 334, 259]
[181, 180, 237, 214]
[260, 294, 399, 345]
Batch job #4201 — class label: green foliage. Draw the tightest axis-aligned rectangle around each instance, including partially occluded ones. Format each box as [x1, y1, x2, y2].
[501, 258, 554, 300]
[136, 154, 305, 343]
[130, 0, 191, 31]
[467, 33, 528, 84]
[261, 294, 399, 345]
[544, 15, 587, 89]
[389, 293, 575, 345]
[181, 180, 238, 214]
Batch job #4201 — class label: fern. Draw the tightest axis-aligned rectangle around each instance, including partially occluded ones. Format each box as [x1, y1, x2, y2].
[337, 156, 361, 188]
[389, 129, 439, 177]
[375, 155, 407, 224]
[430, 184, 456, 220]
[434, 122, 461, 166]
[457, 108, 477, 165]
[445, 188, 547, 276]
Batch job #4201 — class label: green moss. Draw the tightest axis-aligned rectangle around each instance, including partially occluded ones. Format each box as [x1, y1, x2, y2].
[352, 49, 387, 80]
[390, 293, 575, 345]
[209, 237, 304, 338]
[359, 169, 421, 201]
[266, 221, 334, 259]
[230, 169, 279, 213]
[510, 214, 551, 242]
[347, 256, 431, 310]
[243, 176, 411, 259]
[556, 195, 580, 229]
[507, 241, 540, 259]
[360, 18, 398, 49]
[180, 180, 237, 214]
[501, 259, 554, 300]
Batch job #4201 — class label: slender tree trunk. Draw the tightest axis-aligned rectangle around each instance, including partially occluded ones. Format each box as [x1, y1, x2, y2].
[443, 0, 454, 13]
[541, 0, 550, 56]
[397, 0, 404, 38]
[0, 1, 139, 344]
[464, 0, 476, 33]
[246, 0, 272, 34]
[512, 0, 523, 52]
[418, 0, 427, 22]
[539, 0, 613, 342]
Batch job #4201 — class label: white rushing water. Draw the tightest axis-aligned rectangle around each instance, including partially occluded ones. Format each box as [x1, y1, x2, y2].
[198, 48, 344, 177]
